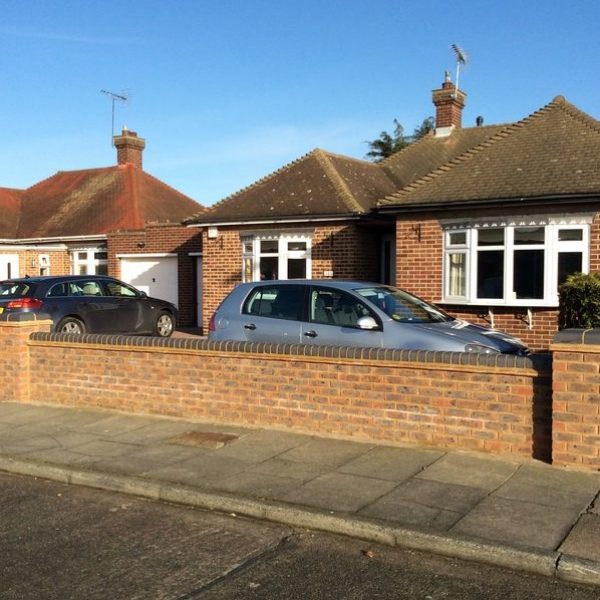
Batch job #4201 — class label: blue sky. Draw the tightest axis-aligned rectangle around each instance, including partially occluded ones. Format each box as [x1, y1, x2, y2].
[0, 1, 598, 206]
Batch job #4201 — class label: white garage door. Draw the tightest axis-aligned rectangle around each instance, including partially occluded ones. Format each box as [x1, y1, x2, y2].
[119, 254, 178, 307]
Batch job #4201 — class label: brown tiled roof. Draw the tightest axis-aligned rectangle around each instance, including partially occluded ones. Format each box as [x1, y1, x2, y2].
[3, 165, 203, 239]
[379, 96, 600, 208]
[380, 123, 507, 188]
[185, 149, 397, 224]
[0, 188, 24, 238]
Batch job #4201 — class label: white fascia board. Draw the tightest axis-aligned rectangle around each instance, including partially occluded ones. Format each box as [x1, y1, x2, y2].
[116, 253, 178, 259]
[186, 216, 361, 228]
[0, 243, 69, 251]
[0, 234, 107, 244]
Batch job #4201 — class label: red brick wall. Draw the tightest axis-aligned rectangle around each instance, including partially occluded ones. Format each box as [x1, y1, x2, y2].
[107, 225, 202, 327]
[552, 341, 600, 470]
[22, 334, 546, 459]
[201, 223, 380, 331]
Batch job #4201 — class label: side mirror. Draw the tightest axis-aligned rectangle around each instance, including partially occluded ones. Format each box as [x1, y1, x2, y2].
[139, 291, 148, 298]
[357, 316, 379, 330]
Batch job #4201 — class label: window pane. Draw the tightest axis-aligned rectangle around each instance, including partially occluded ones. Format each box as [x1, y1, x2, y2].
[96, 264, 108, 276]
[558, 252, 582, 286]
[243, 257, 253, 282]
[514, 227, 544, 245]
[478, 228, 504, 246]
[448, 232, 466, 246]
[287, 258, 306, 279]
[260, 240, 278, 254]
[514, 250, 544, 299]
[243, 241, 253, 254]
[243, 286, 303, 320]
[77, 265, 88, 275]
[477, 250, 504, 298]
[259, 256, 278, 280]
[77, 251, 88, 260]
[94, 252, 108, 260]
[448, 253, 466, 297]
[288, 241, 307, 252]
[559, 229, 583, 242]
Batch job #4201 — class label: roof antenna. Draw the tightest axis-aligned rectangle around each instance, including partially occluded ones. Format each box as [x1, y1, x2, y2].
[100, 89, 128, 145]
[450, 44, 468, 97]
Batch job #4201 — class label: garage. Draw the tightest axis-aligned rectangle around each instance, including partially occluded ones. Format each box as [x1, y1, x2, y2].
[118, 254, 179, 307]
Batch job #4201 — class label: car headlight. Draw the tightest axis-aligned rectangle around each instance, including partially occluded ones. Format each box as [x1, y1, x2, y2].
[464, 343, 499, 354]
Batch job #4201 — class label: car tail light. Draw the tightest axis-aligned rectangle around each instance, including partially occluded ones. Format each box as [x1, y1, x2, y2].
[7, 298, 43, 310]
[208, 312, 216, 332]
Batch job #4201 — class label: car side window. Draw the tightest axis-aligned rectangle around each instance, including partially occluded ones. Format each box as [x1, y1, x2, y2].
[104, 280, 138, 298]
[243, 285, 304, 321]
[309, 288, 375, 328]
[81, 281, 103, 296]
[47, 283, 69, 297]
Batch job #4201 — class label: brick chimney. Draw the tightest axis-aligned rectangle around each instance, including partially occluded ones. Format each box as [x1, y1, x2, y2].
[432, 71, 466, 135]
[113, 127, 145, 169]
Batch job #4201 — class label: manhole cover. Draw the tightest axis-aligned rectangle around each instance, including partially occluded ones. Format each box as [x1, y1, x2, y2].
[167, 431, 239, 449]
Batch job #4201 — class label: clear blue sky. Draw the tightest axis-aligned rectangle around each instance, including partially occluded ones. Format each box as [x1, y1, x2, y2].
[1, 1, 598, 206]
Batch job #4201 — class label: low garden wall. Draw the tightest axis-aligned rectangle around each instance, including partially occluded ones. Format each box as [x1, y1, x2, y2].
[0, 315, 552, 461]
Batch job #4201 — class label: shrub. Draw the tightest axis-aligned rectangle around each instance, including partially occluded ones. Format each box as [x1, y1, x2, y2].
[558, 272, 600, 329]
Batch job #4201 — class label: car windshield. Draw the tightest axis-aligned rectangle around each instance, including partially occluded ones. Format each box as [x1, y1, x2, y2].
[0, 282, 31, 298]
[355, 286, 453, 324]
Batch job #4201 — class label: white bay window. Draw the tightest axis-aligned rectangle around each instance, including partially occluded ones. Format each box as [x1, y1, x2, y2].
[443, 216, 590, 306]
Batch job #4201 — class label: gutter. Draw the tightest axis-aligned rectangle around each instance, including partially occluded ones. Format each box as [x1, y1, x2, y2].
[185, 214, 363, 228]
[0, 234, 108, 244]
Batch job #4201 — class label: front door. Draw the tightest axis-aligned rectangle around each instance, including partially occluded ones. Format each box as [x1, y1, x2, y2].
[0, 255, 19, 279]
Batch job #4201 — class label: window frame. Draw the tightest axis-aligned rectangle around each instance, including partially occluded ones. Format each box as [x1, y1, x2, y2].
[71, 247, 108, 276]
[442, 217, 590, 307]
[241, 232, 312, 282]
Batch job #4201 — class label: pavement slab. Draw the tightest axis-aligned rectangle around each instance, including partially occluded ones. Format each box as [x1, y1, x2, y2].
[276, 438, 374, 470]
[451, 495, 581, 551]
[417, 451, 521, 491]
[493, 464, 600, 510]
[338, 445, 443, 482]
[279, 472, 397, 513]
[559, 514, 600, 563]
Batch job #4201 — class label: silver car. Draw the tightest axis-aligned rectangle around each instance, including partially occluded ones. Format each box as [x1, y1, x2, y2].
[208, 280, 529, 355]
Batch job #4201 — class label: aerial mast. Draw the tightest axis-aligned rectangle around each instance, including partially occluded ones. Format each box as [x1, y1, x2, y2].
[100, 89, 128, 145]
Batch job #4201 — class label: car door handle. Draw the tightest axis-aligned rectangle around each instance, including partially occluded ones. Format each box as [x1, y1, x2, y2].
[304, 330, 317, 338]
[244, 323, 256, 330]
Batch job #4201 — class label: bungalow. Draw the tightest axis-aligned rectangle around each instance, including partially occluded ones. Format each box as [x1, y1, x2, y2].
[0, 129, 205, 325]
[186, 74, 600, 349]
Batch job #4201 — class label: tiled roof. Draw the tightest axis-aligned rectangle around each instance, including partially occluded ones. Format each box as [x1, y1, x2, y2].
[379, 96, 600, 208]
[1, 165, 203, 239]
[0, 188, 23, 238]
[185, 149, 398, 224]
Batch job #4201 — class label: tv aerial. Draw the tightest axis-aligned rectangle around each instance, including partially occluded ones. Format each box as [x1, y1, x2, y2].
[451, 44, 468, 95]
[100, 89, 128, 145]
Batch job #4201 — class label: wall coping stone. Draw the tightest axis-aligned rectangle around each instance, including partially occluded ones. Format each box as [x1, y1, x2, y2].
[553, 328, 600, 345]
[28, 331, 542, 370]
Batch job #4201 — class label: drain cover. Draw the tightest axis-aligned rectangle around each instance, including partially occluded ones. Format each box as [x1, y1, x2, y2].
[167, 430, 239, 449]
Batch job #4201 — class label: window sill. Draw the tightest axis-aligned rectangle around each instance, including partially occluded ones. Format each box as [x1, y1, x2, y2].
[438, 300, 559, 309]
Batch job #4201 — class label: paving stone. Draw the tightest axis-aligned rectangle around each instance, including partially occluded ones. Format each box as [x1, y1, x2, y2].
[248, 456, 329, 483]
[493, 464, 600, 510]
[451, 495, 580, 551]
[417, 451, 520, 491]
[382, 478, 488, 514]
[338, 446, 443, 482]
[215, 471, 303, 498]
[111, 421, 200, 445]
[359, 493, 463, 531]
[81, 414, 163, 437]
[67, 440, 140, 458]
[277, 438, 373, 470]
[559, 513, 600, 562]
[1, 435, 61, 455]
[209, 429, 308, 462]
[279, 472, 396, 513]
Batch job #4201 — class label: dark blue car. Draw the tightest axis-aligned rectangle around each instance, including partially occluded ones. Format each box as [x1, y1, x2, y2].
[0, 275, 177, 337]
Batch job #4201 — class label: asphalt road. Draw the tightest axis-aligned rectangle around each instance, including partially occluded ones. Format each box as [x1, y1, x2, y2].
[1, 472, 598, 600]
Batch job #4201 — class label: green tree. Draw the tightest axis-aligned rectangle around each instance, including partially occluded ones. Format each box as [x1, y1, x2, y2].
[365, 116, 434, 162]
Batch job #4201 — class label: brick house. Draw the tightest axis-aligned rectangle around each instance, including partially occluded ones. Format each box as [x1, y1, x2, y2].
[187, 75, 600, 349]
[0, 129, 205, 326]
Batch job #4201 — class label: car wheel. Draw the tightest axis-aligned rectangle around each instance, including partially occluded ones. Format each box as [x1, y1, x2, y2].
[155, 311, 174, 337]
[57, 317, 86, 334]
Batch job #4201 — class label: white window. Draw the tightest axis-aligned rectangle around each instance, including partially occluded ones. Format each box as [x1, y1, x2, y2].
[38, 254, 50, 276]
[71, 248, 108, 276]
[241, 232, 312, 282]
[443, 217, 590, 306]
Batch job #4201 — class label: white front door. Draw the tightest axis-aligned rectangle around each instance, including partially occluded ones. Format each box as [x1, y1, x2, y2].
[119, 255, 179, 307]
[195, 257, 203, 327]
[0, 255, 19, 279]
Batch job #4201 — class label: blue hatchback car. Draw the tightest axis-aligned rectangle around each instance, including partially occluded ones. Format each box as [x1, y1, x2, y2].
[209, 280, 528, 355]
